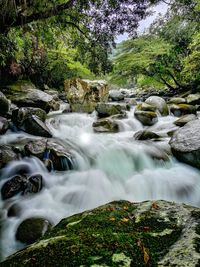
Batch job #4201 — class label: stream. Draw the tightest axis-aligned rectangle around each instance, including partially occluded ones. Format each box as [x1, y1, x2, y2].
[1, 106, 200, 260]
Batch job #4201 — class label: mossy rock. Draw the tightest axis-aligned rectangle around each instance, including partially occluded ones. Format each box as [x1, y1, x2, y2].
[3, 200, 200, 267]
[135, 103, 156, 112]
[15, 217, 52, 245]
[134, 110, 158, 126]
[170, 104, 196, 117]
[96, 103, 128, 118]
[134, 130, 161, 141]
[93, 118, 119, 133]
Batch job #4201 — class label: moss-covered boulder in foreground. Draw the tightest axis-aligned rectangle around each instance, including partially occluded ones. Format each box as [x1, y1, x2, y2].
[2, 200, 200, 267]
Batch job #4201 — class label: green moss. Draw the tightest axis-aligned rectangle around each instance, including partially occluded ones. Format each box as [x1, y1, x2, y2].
[1, 201, 183, 267]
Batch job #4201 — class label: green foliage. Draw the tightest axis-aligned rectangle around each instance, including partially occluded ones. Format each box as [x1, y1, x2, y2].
[110, 0, 200, 92]
[182, 32, 200, 90]
[110, 36, 172, 87]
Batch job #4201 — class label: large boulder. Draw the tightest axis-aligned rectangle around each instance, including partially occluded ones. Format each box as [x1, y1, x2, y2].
[3, 200, 200, 266]
[0, 91, 9, 116]
[16, 217, 52, 245]
[170, 119, 200, 169]
[64, 79, 109, 113]
[145, 96, 169, 116]
[96, 103, 128, 118]
[3, 81, 59, 112]
[24, 138, 75, 171]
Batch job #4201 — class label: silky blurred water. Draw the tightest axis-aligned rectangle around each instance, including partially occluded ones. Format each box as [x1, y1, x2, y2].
[0, 108, 200, 260]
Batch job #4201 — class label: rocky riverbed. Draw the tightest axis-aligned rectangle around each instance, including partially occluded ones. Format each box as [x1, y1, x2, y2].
[0, 79, 200, 266]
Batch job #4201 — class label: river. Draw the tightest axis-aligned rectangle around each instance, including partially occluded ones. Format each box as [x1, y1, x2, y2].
[0, 106, 200, 260]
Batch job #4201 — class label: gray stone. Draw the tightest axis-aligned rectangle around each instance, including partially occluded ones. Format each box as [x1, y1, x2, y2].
[93, 118, 119, 133]
[134, 130, 161, 140]
[168, 97, 186, 104]
[134, 110, 158, 126]
[96, 103, 128, 118]
[0, 116, 9, 135]
[1, 174, 43, 200]
[170, 104, 196, 117]
[0, 145, 17, 169]
[4, 81, 59, 112]
[109, 90, 124, 101]
[170, 119, 200, 169]
[145, 96, 169, 116]
[174, 114, 197, 127]
[0, 91, 9, 116]
[24, 138, 75, 171]
[64, 79, 109, 113]
[186, 93, 200, 105]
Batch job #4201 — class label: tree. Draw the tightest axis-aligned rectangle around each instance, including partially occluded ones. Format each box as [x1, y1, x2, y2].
[110, 0, 200, 91]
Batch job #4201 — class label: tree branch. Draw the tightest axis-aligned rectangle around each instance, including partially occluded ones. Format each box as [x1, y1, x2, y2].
[1, 0, 76, 33]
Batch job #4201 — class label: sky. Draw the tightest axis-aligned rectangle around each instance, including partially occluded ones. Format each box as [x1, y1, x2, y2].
[116, 2, 169, 43]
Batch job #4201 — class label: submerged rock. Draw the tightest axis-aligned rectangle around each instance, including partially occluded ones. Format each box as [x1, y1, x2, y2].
[93, 118, 119, 133]
[170, 119, 200, 169]
[96, 102, 128, 118]
[64, 79, 109, 113]
[3, 200, 200, 266]
[16, 217, 52, 245]
[145, 96, 169, 116]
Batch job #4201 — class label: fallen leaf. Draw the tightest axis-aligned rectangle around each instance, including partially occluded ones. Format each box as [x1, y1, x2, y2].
[137, 239, 150, 265]
[109, 217, 116, 221]
[121, 217, 129, 223]
[143, 246, 150, 264]
[152, 202, 159, 209]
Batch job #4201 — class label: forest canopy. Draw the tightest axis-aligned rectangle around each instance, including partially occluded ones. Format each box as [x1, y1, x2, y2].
[0, 0, 199, 92]
[110, 0, 200, 92]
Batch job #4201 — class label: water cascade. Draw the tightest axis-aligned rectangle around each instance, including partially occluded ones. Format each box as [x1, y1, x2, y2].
[0, 108, 200, 260]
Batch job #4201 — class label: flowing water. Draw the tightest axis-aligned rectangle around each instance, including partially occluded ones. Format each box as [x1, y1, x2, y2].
[0, 107, 200, 260]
